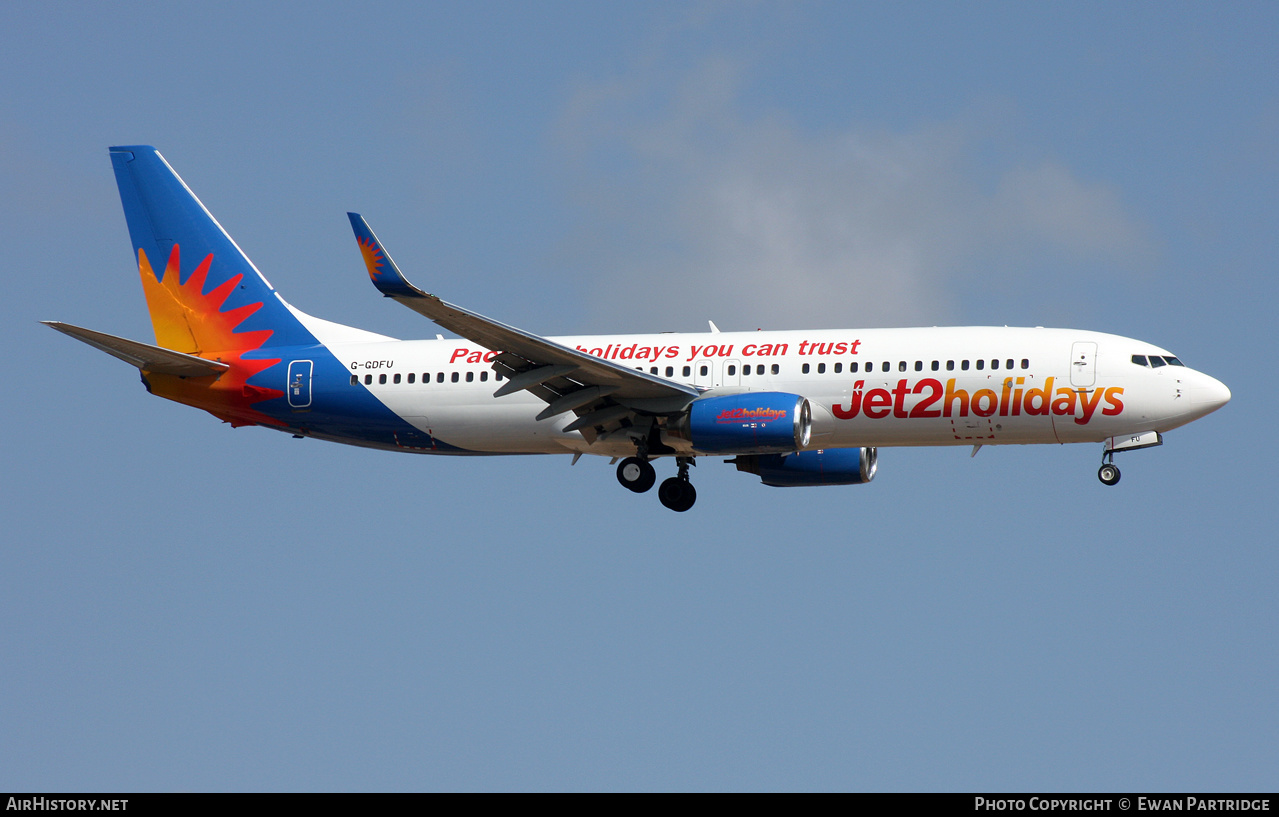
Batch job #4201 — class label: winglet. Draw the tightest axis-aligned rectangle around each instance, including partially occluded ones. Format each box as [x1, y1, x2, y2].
[347, 213, 420, 298]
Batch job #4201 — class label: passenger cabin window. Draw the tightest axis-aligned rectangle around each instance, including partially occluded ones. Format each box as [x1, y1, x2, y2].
[802, 363, 810, 374]
[350, 375, 358, 386]
[947, 360, 955, 371]
[817, 363, 826, 374]
[727, 365, 736, 376]
[437, 372, 445, 383]
[898, 361, 907, 372]
[393, 373, 401, 384]
[961, 360, 970, 371]
[851, 362, 859, 373]
[451, 372, 459, 383]
[976, 360, 985, 371]
[700, 365, 709, 376]
[834, 362, 842, 374]
[408, 373, 415, 384]
[666, 366, 674, 377]
[466, 371, 474, 382]
[931, 361, 940, 371]
[379, 374, 387, 384]
[991, 359, 999, 370]
[683, 366, 691, 377]
[914, 361, 923, 372]
[480, 371, 488, 382]
[1020, 359, 1029, 369]
[364, 374, 373, 385]
[771, 364, 779, 375]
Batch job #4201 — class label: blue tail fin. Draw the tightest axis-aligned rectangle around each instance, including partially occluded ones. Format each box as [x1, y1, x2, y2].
[109, 146, 315, 352]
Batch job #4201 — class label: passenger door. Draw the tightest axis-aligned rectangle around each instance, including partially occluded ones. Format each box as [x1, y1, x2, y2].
[1070, 342, 1096, 388]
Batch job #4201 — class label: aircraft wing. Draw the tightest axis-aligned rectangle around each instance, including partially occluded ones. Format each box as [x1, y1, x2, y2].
[347, 214, 699, 439]
[43, 321, 231, 377]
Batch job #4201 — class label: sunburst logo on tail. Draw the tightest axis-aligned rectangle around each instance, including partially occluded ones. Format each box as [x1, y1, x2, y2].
[137, 244, 284, 427]
[356, 235, 387, 282]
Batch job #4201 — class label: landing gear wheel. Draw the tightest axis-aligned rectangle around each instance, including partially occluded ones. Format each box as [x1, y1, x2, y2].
[1098, 463, 1121, 486]
[658, 477, 697, 512]
[617, 457, 656, 493]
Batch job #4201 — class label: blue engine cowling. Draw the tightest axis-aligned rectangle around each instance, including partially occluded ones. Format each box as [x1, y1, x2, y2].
[731, 447, 878, 487]
[681, 392, 812, 454]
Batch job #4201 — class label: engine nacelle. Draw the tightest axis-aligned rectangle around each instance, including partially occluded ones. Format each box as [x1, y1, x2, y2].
[678, 392, 812, 454]
[731, 447, 878, 487]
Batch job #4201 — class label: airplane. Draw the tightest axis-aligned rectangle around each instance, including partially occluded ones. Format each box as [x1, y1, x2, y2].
[45, 146, 1231, 512]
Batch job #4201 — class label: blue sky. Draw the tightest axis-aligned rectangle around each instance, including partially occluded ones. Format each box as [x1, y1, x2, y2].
[3, 1, 1276, 791]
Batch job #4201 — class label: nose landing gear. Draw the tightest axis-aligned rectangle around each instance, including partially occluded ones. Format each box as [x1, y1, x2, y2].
[1097, 431, 1161, 485]
[1098, 451, 1120, 486]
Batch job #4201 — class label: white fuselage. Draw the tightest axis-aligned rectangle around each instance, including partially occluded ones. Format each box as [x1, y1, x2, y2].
[322, 326, 1230, 458]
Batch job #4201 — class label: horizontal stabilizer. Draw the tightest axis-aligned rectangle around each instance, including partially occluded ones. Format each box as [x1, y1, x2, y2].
[43, 321, 230, 377]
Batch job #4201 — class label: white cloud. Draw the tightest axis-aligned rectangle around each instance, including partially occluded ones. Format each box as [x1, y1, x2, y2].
[555, 58, 1151, 332]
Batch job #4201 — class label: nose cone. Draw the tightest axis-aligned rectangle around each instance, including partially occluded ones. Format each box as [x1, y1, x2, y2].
[1191, 373, 1231, 415]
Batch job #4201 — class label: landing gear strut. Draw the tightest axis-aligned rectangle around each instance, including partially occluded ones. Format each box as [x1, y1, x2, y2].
[657, 457, 697, 512]
[1098, 451, 1121, 486]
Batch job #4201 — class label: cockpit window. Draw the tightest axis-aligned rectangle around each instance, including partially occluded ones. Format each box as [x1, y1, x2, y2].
[1133, 353, 1186, 368]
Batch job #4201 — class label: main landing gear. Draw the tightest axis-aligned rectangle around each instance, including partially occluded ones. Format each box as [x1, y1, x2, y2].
[658, 458, 697, 513]
[616, 456, 656, 493]
[1098, 451, 1121, 486]
[615, 455, 697, 511]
